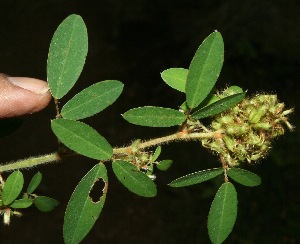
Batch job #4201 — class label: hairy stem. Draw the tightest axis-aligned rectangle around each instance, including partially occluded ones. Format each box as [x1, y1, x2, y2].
[0, 130, 223, 172]
[113, 130, 223, 155]
[0, 153, 61, 172]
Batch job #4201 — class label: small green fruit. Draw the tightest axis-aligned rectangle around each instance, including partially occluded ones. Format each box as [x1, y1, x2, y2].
[249, 105, 267, 123]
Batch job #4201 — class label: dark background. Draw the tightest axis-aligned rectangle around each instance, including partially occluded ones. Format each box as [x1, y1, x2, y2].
[0, 1, 299, 243]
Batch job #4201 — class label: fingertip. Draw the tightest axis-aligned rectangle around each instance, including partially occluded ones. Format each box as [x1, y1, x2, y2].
[0, 75, 52, 118]
[7, 77, 50, 95]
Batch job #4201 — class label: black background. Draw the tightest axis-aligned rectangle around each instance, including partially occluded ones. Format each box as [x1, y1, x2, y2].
[0, 1, 299, 243]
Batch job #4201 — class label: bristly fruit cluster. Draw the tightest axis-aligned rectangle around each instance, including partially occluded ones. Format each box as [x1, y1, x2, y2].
[202, 91, 294, 166]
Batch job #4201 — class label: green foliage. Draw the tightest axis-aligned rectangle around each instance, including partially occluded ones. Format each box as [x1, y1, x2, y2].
[2, 171, 24, 205]
[161, 68, 188, 92]
[223, 85, 243, 95]
[34, 196, 59, 212]
[47, 14, 88, 99]
[27, 171, 42, 194]
[0, 14, 293, 244]
[196, 94, 221, 108]
[156, 160, 173, 171]
[112, 160, 157, 197]
[227, 168, 261, 187]
[123, 106, 186, 127]
[61, 80, 123, 120]
[208, 182, 237, 244]
[0, 171, 58, 225]
[151, 146, 161, 162]
[186, 31, 224, 108]
[168, 168, 223, 187]
[10, 199, 33, 208]
[63, 164, 107, 244]
[51, 118, 113, 160]
[191, 92, 245, 119]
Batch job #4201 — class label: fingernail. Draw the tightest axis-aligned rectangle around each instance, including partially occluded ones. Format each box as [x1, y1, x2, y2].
[7, 77, 50, 94]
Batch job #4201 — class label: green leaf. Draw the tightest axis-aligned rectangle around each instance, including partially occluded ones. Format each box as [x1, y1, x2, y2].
[156, 160, 173, 171]
[168, 168, 223, 187]
[227, 168, 261, 187]
[223, 86, 243, 95]
[10, 199, 33, 209]
[112, 160, 157, 197]
[61, 80, 124, 120]
[208, 182, 237, 244]
[193, 86, 242, 114]
[191, 93, 245, 119]
[179, 101, 190, 112]
[27, 171, 42, 194]
[123, 106, 186, 127]
[47, 14, 88, 99]
[161, 68, 188, 92]
[199, 94, 220, 107]
[51, 119, 113, 160]
[151, 146, 161, 162]
[2, 171, 24, 205]
[64, 164, 108, 244]
[186, 31, 224, 108]
[190, 93, 220, 115]
[34, 196, 59, 212]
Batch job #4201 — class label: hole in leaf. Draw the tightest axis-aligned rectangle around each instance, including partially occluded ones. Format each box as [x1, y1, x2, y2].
[89, 178, 106, 203]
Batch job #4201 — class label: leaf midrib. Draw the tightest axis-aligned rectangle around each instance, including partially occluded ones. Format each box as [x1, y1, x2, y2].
[116, 162, 154, 196]
[55, 17, 78, 98]
[189, 36, 217, 107]
[55, 121, 110, 158]
[63, 85, 121, 116]
[67, 167, 102, 243]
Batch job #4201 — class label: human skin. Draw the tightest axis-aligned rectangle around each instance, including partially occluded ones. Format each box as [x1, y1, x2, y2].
[0, 73, 51, 118]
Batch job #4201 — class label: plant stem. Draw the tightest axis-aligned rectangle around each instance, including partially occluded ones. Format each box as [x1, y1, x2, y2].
[113, 130, 223, 155]
[0, 130, 223, 172]
[54, 98, 61, 118]
[0, 153, 61, 172]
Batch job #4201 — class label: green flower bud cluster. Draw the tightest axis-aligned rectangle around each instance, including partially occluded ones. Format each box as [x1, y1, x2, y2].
[202, 93, 293, 167]
[117, 140, 156, 178]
